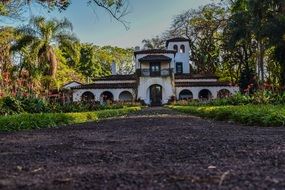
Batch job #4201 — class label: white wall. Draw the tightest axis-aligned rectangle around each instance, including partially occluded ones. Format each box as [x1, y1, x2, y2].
[73, 85, 240, 104]
[167, 41, 191, 74]
[73, 89, 135, 102]
[137, 77, 174, 104]
[176, 86, 240, 99]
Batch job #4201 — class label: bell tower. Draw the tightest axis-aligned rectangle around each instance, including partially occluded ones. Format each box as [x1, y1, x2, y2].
[166, 38, 191, 74]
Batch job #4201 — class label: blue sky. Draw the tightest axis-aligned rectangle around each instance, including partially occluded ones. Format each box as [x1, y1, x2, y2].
[9, 0, 218, 48]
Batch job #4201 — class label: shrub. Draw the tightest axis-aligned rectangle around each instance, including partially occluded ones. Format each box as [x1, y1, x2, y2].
[168, 105, 285, 127]
[0, 95, 142, 115]
[19, 96, 50, 113]
[0, 96, 24, 115]
[0, 107, 141, 132]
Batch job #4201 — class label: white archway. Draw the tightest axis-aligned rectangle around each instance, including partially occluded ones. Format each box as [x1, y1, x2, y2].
[119, 91, 134, 102]
[199, 89, 212, 100]
[179, 89, 193, 100]
[81, 91, 95, 102]
[217, 89, 232, 98]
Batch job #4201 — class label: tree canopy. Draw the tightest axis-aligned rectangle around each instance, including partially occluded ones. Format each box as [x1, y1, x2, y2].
[143, 0, 285, 92]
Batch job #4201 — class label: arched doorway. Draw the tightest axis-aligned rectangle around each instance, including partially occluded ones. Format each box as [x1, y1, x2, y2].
[81, 91, 95, 102]
[218, 89, 231, 98]
[149, 85, 162, 106]
[100, 91, 114, 102]
[119, 91, 133, 102]
[179, 90, 193, 100]
[199, 89, 212, 100]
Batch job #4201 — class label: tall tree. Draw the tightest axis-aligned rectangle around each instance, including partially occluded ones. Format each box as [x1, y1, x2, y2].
[169, 4, 227, 74]
[13, 16, 77, 78]
[0, 26, 15, 73]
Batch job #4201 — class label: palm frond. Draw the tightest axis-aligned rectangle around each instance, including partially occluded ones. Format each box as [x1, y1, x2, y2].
[53, 17, 73, 33]
[11, 35, 38, 52]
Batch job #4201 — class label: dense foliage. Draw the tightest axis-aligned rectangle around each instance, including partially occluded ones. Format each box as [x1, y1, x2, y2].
[0, 16, 134, 98]
[143, 0, 285, 91]
[0, 107, 141, 132]
[0, 96, 139, 115]
[173, 90, 285, 106]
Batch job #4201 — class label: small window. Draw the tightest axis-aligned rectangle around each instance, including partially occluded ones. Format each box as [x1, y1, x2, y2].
[180, 45, 185, 53]
[173, 45, 178, 52]
[176, 62, 183, 74]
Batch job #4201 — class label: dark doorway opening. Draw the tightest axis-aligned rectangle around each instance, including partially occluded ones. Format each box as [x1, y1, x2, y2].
[101, 91, 114, 102]
[150, 85, 162, 106]
[81, 91, 95, 102]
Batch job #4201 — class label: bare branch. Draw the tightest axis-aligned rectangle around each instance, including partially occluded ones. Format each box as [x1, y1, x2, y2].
[88, 0, 130, 30]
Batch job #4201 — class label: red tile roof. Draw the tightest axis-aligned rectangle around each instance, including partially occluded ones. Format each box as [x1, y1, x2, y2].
[72, 83, 137, 90]
[166, 37, 191, 46]
[175, 81, 233, 87]
[94, 75, 137, 81]
[134, 49, 176, 56]
[175, 74, 219, 80]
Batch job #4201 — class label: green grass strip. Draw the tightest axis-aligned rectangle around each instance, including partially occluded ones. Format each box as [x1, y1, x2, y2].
[168, 105, 285, 127]
[0, 107, 141, 132]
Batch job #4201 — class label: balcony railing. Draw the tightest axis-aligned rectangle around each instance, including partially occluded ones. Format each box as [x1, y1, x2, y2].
[136, 69, 173, 77]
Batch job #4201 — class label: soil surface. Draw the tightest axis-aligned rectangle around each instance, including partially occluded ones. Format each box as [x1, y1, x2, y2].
[0, 107, 285, 190]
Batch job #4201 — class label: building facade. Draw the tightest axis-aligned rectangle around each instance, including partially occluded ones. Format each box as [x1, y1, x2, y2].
[72, 38, 239, 105]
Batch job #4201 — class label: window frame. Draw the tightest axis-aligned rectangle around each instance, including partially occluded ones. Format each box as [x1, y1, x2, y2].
[176, 62, 183, 74]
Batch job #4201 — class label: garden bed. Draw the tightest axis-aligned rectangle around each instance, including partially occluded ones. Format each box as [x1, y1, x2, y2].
[168, 105, 285, 127]
[0, 107, 141, 132]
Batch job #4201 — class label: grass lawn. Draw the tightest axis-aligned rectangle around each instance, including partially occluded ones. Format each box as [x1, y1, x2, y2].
[168, 105, 285, 127]
[0, 107, 141, 132]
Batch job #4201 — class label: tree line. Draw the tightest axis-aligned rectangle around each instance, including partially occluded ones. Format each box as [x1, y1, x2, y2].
[0, 0, 133, 97]
[0, 16, 134, 97]
[142, 0, 285, 93]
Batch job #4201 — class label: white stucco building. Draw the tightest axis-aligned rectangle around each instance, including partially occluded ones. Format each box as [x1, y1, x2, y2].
[72, 38, 239, 106]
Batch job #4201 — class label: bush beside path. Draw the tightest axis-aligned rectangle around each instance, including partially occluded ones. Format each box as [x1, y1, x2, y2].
[168, 105, 285, 127]
[0, 107, 141, 132]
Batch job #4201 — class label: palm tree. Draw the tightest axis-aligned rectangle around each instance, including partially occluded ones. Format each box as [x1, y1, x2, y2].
[0, 27, 15, 73]
[0, 27, 17, 94]
[142, 36, 165, 49]
[14, 16, 77, 79]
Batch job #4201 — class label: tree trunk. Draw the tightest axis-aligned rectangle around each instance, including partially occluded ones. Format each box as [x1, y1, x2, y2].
[280, 61, 285, 90]
[47, 47, 58, 78]
[258, 40, 265, 84]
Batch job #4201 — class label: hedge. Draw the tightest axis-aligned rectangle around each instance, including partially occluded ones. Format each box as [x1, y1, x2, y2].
[168, 105, 285, 127]
[0, 107, 141, 132]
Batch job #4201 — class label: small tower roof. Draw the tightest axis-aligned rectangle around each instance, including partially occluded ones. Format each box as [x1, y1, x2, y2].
[166, 37, 191, 47]
[134, 49, 176, 56]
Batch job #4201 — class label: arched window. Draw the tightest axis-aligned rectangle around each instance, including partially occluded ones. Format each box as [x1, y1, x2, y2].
[173, 45, 178, 52]
[119, 91, 133, 102]
[81, 91, 95, 102]
[100, 91, 114, 102]
[199, 89, 212, 100]
[180, 45, 185, 53]
[217, 89, 231, 99]
[179, 90, 193, 100]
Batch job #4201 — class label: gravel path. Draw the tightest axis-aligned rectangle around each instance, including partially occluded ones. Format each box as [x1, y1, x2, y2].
[0, 107, 285, 190]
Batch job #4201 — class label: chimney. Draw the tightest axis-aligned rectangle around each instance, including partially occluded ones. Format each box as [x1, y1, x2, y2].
[111, 61, 117, 75]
